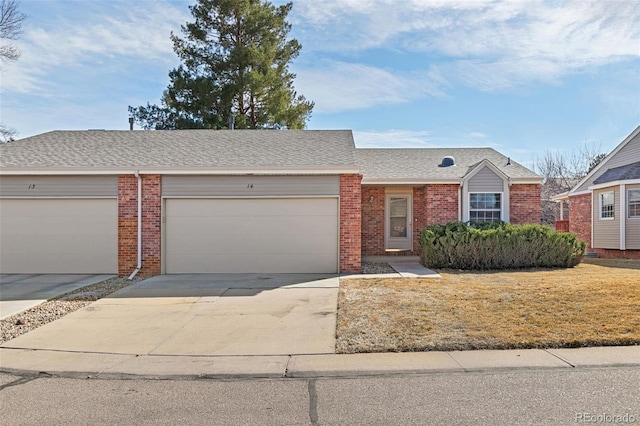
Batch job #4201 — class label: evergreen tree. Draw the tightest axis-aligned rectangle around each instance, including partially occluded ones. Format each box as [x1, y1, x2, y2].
[129, 0, 313, 130]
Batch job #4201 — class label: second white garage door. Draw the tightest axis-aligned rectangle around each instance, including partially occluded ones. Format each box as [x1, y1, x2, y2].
[164, 198, 339, 273]
[0, 198, 118, 274]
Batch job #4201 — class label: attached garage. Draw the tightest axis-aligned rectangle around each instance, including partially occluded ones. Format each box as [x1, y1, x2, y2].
[0, 176, 118, 274]
[162, 176, 340, 273]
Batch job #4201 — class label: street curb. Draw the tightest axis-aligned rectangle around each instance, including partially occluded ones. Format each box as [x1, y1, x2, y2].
[1, 346, 638, 380]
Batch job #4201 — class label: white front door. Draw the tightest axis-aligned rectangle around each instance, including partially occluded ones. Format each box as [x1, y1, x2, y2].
[385, 194, 413, 251]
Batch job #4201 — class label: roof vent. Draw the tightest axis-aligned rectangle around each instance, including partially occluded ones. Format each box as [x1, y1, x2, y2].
[439, 156, 456, 167]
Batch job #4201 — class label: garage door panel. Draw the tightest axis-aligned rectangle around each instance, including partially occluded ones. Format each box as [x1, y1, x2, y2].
[165, 198, 338, 273]
[0, 199, 117, 274]
[2, 234, 117, 255]
[1, 216, 116, 236]
[167, 215, 337, 239]
[167, 234, 337, 256]
[167, 198, 337, 216]
[166, 254, 337, 274]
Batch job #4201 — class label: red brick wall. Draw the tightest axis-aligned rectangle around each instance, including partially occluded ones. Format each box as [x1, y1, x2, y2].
[592, 248, 640, 259]
[118, 175, 137, 276]
[340, 174, 362, 273]
[424, 184, 459, 225]
[118, 174, 162, 277]
[509, 184, 541, 224]
[361, 186, 385, 256]
[568, 193, 592, 249]
[360, 184, 459, 256]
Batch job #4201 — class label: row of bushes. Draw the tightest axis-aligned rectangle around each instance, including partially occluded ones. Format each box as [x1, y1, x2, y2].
[419, 221, 585, 270]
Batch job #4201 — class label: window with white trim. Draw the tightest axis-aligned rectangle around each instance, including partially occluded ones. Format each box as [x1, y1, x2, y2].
[469, 193, 502, 223]
[629, 189, 640, 218]
[599, 191, 614, 220]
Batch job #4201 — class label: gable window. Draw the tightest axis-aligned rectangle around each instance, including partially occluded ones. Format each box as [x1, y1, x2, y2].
[469, 193, 502, 223]
[629, 189, 640, 218]
[599, 191, 614, 220]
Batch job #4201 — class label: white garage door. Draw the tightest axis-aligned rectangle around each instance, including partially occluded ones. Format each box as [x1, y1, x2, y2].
[0, 199, 118, 274]
[165, 198, 338, 273]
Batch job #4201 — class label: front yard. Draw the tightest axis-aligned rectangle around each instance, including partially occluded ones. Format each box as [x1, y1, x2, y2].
[337, 259, 640, 353]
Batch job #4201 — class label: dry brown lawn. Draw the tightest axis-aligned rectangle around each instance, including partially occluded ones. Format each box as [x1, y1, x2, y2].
[336, 258, 640, 353]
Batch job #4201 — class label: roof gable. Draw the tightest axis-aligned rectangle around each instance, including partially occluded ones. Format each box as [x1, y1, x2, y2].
[593, 161, 640, 184]
[570, 125, 640, 194]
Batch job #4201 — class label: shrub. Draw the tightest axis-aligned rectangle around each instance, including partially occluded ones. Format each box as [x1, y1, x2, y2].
[419, 221, 585, 270]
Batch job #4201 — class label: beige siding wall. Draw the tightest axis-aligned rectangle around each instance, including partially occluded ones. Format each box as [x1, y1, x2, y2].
[0, 175, 118, 197]
[626, 184, 640, 249]
[575, 131, 640, 193]
[592, 187, 620, 249]
[162, 175, 340, 197]
[468, 167, 504, 192]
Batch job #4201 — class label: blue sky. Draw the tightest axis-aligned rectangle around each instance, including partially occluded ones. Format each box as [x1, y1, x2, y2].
[1, 0, 639, 168]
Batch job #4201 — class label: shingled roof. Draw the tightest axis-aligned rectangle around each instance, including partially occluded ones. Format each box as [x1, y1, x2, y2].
[593, 161, 640, 184]
[0, 130, 358, 173]
[356, 148, 541, 183]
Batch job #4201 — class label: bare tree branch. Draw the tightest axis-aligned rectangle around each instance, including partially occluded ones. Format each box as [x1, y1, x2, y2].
[535, 142, 606, 225]
[0, 0, 26, 62]
[0, 123, 17, 142]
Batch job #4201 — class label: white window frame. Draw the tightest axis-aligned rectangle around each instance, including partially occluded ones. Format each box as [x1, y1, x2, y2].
[628, 189, 640, 219]
[599, 191, 615, 220]
[468, 192, 503, 223]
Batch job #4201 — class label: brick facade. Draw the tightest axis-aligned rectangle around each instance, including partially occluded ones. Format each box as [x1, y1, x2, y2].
[591, 248, 640, 259]
[118, 174, 162, 277]
[568, 193, 592, 249]
[361, 184, 459, 257]
[339, 174, 362, 273]
[509, 184, 542, 225]
[361, 186, 386, 256]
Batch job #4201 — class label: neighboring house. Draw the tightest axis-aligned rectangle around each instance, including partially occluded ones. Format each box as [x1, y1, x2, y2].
[357, 149, 542, 258]
[552, 126, 640, 258]
[0, 130, 542, 276]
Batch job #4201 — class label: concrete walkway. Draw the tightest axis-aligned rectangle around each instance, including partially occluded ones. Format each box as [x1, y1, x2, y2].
[1, 346, 637, 379]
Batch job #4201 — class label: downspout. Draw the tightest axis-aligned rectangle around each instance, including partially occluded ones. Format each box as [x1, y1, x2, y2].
[128, 170, 142, 280]
[458, 183, 463, 222]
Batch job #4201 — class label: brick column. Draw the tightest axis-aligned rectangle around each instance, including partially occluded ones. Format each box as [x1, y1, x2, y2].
[340, 174, 362, 273]
[569, 193, 592, 249]
[361, 186, 385, 256]
[510, 184, 542, 224]
[118, 174, 162, 277]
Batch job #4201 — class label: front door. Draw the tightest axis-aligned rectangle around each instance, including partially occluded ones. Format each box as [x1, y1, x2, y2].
[385, 193, 413, 251]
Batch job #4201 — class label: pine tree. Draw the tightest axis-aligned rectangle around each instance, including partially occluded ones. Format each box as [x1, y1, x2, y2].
[129, 0, 313, 130]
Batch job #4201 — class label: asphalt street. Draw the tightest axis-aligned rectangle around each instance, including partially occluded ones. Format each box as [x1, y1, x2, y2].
[1, 367, 638, 425]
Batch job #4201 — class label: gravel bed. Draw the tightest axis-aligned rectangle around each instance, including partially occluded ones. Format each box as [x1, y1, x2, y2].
[361, 262, 396, 274]
[0, 276, 140, 345]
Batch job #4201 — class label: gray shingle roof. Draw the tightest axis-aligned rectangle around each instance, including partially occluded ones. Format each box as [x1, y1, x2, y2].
[593, 161, 640, 184]
[0, 130, 357, 171]
[356, 148, 540, 182]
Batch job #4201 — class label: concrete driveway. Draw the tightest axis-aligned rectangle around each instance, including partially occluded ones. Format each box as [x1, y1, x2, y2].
[0, 274, 115, 319]
[1, 274, 339, 356]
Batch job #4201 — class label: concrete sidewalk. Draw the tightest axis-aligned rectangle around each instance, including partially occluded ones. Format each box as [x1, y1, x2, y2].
[1, 346, 637, 379]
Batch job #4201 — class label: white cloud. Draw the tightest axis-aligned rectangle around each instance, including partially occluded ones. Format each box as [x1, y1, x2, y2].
[295, 61, 445, 113]
[0, 1, 187, 95]
[292, 0, 640, 91]
[353, 129, 435, 148]
[353, 129, 498, 149]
